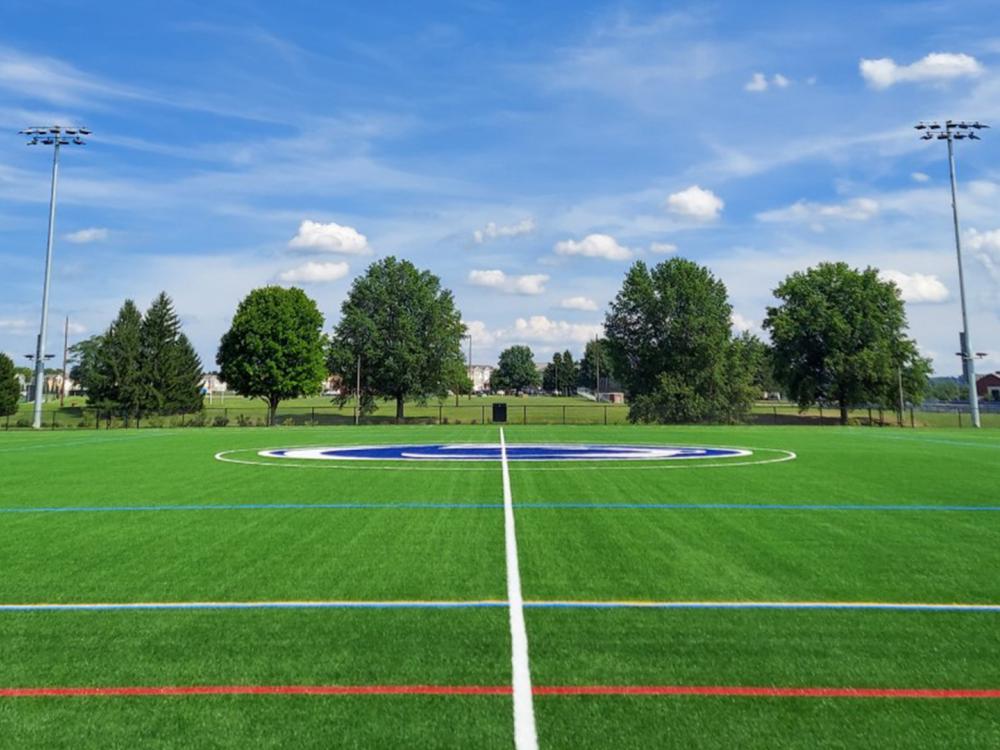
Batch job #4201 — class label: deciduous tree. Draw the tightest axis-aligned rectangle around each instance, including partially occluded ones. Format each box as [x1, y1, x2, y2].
[218, 286, 327, 425]
[492, 345, 540, 394]
[328, 257, 466, 421]
[0, 353, 19, 418]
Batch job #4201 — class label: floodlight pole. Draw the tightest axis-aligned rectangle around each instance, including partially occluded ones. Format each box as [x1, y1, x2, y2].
[915, 120, 986, 428]
[21, 125, 89, 429]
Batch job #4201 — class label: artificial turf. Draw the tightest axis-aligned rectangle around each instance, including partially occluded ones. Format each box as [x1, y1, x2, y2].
[1, 425, 999, 747]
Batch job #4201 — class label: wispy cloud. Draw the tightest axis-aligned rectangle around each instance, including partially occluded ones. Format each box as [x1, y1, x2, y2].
[860, 52, 984, 89]
[468, 270, 549, 295]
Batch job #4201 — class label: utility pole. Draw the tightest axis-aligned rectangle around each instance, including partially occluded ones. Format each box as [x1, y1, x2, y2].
[594, 337, 600, 399]
[60, 316, 69, 408]
[20, 125, 90, 428]
[355, 355, 361, 426]
[915, 120, 988, 427]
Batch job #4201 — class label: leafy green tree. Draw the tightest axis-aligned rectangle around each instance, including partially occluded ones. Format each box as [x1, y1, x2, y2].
[492, 345, 540, 393]
[577, 338, 613, 391]
[140, 292, 203, 414]
[0, 353, 19, 418]
[328, 257, 466, 421]
[764, 262, 920, 424]
[91, 300, 144, 417]
[69, 335, 104, 394]
[543, 350, 579, 395]
[218, 286, 327, 425]
[927, 378, 962, 402]
[444, 361, 474, 406]
[605, 258, 753, 423]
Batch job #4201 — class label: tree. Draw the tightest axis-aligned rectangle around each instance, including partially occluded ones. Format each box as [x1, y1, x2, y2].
[91, 300, 144, 417]
[328, 257, 466, 421]
[218, 286, 327, 425]
[69, 335, 104, 394]
[0, 353, 19, 418]
[578, 338, 613, 391]
[604, 258, 754, 423]
[444, 360, 473, 406]
[492, 346, 540, 393]
[543, 350, 579, 396]
[927, 378, 963, 402]
[764, 262, 920, 424]
[140, 292, 203, 414]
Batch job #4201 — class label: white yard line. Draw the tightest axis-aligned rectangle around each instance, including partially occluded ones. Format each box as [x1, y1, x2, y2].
[500, 428, 539, 750]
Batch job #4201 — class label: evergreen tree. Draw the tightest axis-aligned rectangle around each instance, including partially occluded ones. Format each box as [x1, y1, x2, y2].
[92, 300, 144, 417]
[578, 338, 614, 391]
[139, 292, 203, 414]
[0, 353, 19, 418]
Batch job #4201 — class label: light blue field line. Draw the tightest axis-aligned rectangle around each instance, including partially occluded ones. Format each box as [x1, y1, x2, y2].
[2, 502, 1000, 514]
[0, 502, 503, 514]
[2, 600, 999, 613]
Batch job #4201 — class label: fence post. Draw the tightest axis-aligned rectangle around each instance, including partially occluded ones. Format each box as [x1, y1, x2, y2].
[523, 405, 527, 425]
[819, 404, 823, 423]
[773, 406, 778, 424]
[482, 404, 485, 424]
[563, 405, 566, 425]
[958, 409, 963, 428]
[910, 406, 915, 428]
[5, 414, 8, 431]
[438, 404, 443, 424]
[311, 407, 315, 424]
[51, 410, 56, 430]
[604, 405, 608, 425]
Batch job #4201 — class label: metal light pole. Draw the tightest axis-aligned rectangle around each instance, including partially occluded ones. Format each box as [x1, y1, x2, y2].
[20, 126, 90, 428]
[915, 120, 988, 428]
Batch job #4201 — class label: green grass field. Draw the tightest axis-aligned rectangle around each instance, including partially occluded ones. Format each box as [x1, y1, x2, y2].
[1, 425, 1000, 747]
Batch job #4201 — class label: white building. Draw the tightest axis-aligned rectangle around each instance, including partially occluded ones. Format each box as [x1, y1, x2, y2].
[469, 364, 494, 393]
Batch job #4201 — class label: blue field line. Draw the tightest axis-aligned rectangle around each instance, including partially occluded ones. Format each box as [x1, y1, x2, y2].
[0, 502, 503, 514]
[2, 501, 1000, 514]
[514, 502, 1000, 512]
[2, 600, 999, 613]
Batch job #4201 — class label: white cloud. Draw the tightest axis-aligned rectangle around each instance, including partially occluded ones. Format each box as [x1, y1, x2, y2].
[967, 228, 1000, 284]
[509, 315, 604, 344]
[67, 322, 87, 335]
[560, 296, 599, 311]
[553, 233, 631, 260]
[772, 73, 790, 88]
[911, 172, 930, 183]
[0, 318, 32, 332]
[730, 312, 757, 334]
[880, 270, 949, 303]
[666, 185, 724, 221]
[468, 269, 549, 295]
[277, 261, 349, 283]
[472, 217, 535, 244]
[464, 320, 497, 347]
[745, 72, 768, 92]
[756, 197, 879, 226]
[288, 220, 369, 254]
[64, 227, 108, 244]
[649, 242, 677, 254]
[860, 52, 984, 89]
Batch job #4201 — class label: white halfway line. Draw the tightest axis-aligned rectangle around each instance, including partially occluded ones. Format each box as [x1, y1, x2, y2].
[501, 428, 539, 750]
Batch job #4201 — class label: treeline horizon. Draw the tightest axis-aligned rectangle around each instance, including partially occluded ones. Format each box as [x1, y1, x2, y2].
[9, 254, 935, 425]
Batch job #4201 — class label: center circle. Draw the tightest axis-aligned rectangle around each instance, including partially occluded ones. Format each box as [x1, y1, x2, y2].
[258, 444, 753, 462]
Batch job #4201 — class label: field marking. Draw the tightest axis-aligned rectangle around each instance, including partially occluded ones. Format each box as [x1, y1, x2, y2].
[0, 503, 502, 514]
[2, 599, 999, 613]
[213, 446, 796, 472]
[4, 501, 1000, 515]
[500, 428, 539, 750]
[0, 432, 169, 454]
[2, 684, 999, 700]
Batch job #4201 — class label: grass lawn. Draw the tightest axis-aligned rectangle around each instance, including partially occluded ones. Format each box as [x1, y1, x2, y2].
[1, 425, 999, 747]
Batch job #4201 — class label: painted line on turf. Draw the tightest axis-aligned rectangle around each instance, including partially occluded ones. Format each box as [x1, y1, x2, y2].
[213, 446, 796, 472]
[2, 600, 999, 613]
[500, 428, 539, 750]
[0, 503, 502, 514]
[4, 501, 1000, 514]
[2, 685, 1000, 700]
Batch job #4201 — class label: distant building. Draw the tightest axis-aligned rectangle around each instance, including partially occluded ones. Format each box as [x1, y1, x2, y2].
[977, 372, 1000, 402]
[469, 364, 493, 393]
[15, 373, 27, 400]
[200, 372, 227, 394]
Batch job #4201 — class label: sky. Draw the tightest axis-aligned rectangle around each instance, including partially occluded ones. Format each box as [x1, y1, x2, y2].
[2, 0, 1000, 375]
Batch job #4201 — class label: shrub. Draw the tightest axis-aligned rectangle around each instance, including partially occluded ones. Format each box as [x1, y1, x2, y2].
[213, 415, 230, 427]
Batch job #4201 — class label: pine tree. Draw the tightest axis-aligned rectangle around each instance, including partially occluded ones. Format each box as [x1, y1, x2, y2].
[0, 353, 19, 418]
[93, 300, 144, 417]
[140, 292, 182, 414]
[168, 333, 204, 413]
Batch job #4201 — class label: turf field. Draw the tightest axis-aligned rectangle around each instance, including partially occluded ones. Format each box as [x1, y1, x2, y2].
[1, 425, 999, 748]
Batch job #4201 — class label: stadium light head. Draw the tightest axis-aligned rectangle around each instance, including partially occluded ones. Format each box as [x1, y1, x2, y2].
[19, 125, 90, 147]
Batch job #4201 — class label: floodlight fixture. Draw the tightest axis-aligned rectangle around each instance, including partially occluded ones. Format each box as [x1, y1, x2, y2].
[19, 125, 91, 429]
[916, 119, 988, 427]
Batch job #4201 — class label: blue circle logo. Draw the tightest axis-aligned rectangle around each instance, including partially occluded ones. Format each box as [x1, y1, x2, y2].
[259, 444, 751, 462]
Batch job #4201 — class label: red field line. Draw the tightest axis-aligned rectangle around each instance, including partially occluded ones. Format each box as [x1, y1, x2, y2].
[3, 685, 1000, 699]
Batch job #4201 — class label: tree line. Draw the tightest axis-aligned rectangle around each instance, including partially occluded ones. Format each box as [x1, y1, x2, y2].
[10, 253, 932, 427]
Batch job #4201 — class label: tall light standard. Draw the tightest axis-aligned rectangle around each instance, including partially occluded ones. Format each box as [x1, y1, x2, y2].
[20, 125, 90, 429]
[915, 120, 988, 428]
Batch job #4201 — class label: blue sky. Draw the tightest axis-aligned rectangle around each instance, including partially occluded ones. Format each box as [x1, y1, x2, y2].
[2, 0, 1000, 374]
